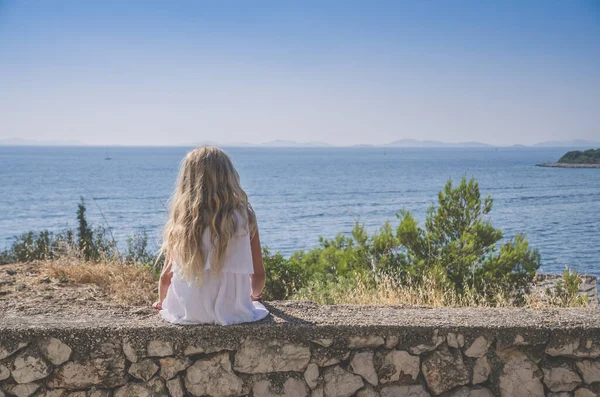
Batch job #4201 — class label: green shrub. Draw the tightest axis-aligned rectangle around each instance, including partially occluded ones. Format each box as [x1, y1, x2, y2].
[1, 199, 118, 263]
[262, 248, 306, 300]
[126, 231, 156, 265]
[394, 177, 540, 302]
[549, 267, 588, 307]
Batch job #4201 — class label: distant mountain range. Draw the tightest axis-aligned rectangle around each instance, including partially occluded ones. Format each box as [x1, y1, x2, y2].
[1, 137, 599, 148]
[532, 139, 600, 147]
[384, 139, 492, 148]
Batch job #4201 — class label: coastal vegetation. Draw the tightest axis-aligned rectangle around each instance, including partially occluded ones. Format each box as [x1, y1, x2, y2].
[0, 178, 589, 308]
[558, 148, 600, 164]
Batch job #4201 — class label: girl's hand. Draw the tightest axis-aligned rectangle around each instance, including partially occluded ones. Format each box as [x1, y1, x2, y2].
[152, 301, 163, 310]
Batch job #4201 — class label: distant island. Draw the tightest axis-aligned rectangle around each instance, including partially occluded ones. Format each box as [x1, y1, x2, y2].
[537, 148, 600, 168]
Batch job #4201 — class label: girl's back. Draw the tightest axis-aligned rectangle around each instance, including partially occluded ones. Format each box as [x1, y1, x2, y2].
[161, 210, 268, 325]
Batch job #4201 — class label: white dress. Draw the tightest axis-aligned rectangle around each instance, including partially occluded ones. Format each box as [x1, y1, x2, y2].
[160, 212, 269, 325]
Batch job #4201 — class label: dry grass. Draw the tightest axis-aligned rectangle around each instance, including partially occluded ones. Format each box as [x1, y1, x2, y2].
[294, 273, 592, 309]
[3, 259, 589, 310]
[43, 258, 158, 306]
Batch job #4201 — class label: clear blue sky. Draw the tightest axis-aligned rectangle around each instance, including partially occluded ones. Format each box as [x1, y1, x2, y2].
[1, 0, 599, 146]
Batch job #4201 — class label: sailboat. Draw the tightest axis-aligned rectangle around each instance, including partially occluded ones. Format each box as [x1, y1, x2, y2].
[104, 149, 112, 160]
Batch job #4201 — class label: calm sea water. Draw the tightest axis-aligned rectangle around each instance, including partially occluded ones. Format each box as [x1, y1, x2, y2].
[0, 146, 598, 275]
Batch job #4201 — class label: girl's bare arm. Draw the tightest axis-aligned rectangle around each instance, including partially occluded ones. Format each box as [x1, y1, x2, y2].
[154, 256, 173, 309]
[250, 228, 266, 300]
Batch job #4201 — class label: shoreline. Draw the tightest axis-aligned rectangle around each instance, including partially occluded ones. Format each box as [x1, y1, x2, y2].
[536, 162, 600, 168]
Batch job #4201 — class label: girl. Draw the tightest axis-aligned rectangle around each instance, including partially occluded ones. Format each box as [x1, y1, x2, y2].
[153, 146, 269, 325]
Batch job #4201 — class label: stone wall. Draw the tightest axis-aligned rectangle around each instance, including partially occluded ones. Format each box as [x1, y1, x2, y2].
[2, 307, 600, 397]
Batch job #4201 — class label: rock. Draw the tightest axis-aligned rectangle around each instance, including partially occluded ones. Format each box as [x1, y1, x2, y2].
[323, 366, 364, 397]
[146, 376, 167, 395]
[159, 357, 191, 379]
[379, 350, 420, 384]
[65, 392, 86, 397]
[385, 336, 399, 349]
[7, 383, 39, 397]
[147, 340, 173, 357]
[253, 378, 309, 397]
[542, 366, 581, 392]
[357, 385, 380, 397]
[472, 356, 491, 384]
[39, 338, 72, 366]
[576, 360, 600, 384]
[312, 339, 334, 348]
[348, 336, 385, 349]
[422, 347, 469, 395]
[438, 387, 494, 397]
[468, 388, 494, 397]
[128, 359, 159, 381]
[546, 338, 580, 357]
[380, 384, 430, 397]
[114, 383, 152, 397]
[547, 393, 571, 397]
[166, 377, 185, 397]
[312, 385, 324, 397]
[234, 339, 311, 373]
[11, 352, 51, 384]
[312, 350, 342, 367]
[88, 391, 111, 397]
[0, 364, 10, 381]
[350, 351, 378, 386]
[578, 340, 600, 358]
[304, 363, 320, 389]
[122, 340, 138, 363]
[513, 335, 528, 345]
[0, 342, 28, 360]
[319, 357, 341, 367]
[185, 352, 244, 397]
[447, 333, 464, 349]
[574, 389, 597, 397]
[183, 344, 233, 356]
[37, 390, 67, 397]
[410, 330, 444, 355]
[48, 356, 127, 389]
[183, 345, 205, 356]
[91, 342, 122, 359]
[497, 348, 544, 397]
[440, 386, 470, 397]
[464, 336, 491, 358]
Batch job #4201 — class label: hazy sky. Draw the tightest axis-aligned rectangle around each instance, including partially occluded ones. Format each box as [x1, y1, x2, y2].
[1, 1, 599, 146]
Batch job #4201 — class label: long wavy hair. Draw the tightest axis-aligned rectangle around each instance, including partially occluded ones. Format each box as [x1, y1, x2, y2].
[161, 146, 256, 284]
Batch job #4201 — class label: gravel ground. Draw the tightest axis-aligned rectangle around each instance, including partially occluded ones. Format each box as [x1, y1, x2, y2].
[2, 263, 599, 331]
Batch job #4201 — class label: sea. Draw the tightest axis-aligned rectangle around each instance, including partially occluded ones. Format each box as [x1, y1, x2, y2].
[0, 146, 598, 275]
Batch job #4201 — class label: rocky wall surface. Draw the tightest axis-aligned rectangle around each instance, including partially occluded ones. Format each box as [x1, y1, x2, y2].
[1, 308, 600, 397]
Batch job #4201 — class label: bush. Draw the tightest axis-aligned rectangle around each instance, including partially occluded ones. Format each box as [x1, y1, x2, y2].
[547, 268, 588, 307]
[126, 231, 156, 265]
[1, 199, 121, 263]
[396, 177, 541, 301]
[262, 248, 306, 300]
[265, 176, 541, 306]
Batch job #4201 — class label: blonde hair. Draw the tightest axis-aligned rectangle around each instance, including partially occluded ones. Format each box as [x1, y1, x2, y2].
[161, 146, 256, 284]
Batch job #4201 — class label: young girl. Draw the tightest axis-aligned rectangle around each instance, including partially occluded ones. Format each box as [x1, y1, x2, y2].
[153, 146, 269, 325]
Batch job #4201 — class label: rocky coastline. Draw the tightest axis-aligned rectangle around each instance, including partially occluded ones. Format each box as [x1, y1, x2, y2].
[536, 163, 600, 168]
